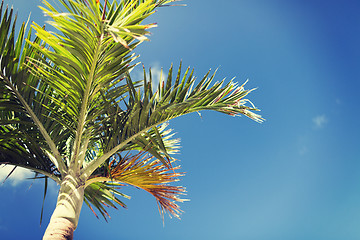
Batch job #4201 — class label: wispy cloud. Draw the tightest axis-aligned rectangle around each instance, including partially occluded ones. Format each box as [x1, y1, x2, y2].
[0, 166, 59, 195]
[312, 115, 328, 129]
[0, 166, 33, 186]
[132, 62, 167, 91]
[298, 146, 309, 155]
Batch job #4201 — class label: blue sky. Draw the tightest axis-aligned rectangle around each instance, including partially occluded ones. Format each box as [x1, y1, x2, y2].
[1, 0, 360, 239]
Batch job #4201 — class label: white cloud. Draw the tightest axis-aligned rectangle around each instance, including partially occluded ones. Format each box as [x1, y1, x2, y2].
[0, 165, 33, 186]
[0, 166, 59, 195]
[312, 115, 328, 129]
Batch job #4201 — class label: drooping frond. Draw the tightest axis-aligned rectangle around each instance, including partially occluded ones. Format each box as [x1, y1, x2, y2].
[84, 181, 130, 221]
[0, 3, 63, 225]
[86, 152, 186, 219]
[109, 152, 186, 218]
[0, 126, 61, 181]
[0, 1, 63, 180]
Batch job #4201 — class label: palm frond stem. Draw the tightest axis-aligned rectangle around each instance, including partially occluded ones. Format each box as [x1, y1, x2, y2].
[81, 121, 167, 179]
[69, 19, 103, 171]
[84, 176, 112, 188]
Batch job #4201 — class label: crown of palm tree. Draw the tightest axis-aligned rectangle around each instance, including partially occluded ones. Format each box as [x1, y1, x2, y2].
[0, 0, 262, 226]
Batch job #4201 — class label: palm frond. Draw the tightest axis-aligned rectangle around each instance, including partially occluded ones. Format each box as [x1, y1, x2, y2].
[0, 126, 61, 181]
[84, 181, 129, 221]
[85, 151, 186, 219]
[109, 152, 186, 219]
[0, 1, 63, 179]
[82, 63, 262, 177]
[27, 0, 175, 170]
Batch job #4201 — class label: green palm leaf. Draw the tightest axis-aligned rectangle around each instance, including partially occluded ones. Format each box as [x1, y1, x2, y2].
[27, 0, 174, 172]
[0, 1, 64, 180]
[84, 181, 129, 221]
[82, 63, 262, 178]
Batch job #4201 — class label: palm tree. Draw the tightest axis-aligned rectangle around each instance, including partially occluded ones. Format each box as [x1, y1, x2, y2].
[0, 0, 263, 239]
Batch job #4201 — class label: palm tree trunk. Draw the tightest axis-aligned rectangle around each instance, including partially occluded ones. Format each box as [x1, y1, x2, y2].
[43, 174, 84, 240]
[42, 218, 75, 240]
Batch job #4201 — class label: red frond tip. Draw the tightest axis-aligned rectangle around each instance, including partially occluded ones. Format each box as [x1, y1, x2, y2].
[88, 204, 99, 219]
